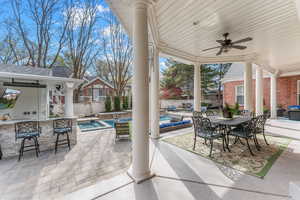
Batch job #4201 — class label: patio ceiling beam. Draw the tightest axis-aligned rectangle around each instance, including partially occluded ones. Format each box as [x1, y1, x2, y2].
[295, 0, 300, 21]
[148, 5, 159, 47]
[158, 44, 197, 64]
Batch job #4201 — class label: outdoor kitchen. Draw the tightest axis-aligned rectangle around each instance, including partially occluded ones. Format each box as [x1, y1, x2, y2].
[0, 64, 82, 159]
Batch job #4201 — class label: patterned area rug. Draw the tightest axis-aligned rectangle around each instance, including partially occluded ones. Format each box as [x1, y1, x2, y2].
[163, 133, 290, 178]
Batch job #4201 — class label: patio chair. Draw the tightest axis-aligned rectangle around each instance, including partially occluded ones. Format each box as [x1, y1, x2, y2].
[254, 115, 269, 146]
[170, 114, 184, 122]
[205, 110, 217, 117]
[53, 119, 72, 154]
[192, 117, 226, 157]
[240, 110, 254, 118]
[228, 118, 259, 156]
[115, 121, 130, 141]
[193, 111, 204, 118]
[15, 121, 41, 161]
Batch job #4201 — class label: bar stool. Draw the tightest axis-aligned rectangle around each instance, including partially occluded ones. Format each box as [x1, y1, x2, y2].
[0, 144, 2, 160]
[15, 121, 41, 161]
[53, 119, 72, 153]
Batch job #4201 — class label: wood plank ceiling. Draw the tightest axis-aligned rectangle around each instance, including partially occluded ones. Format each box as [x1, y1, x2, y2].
[107, 0, 300, 72]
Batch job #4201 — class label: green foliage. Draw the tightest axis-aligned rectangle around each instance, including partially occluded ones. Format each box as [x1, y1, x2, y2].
[114, 96, 121, 111]
[123, 96, 129, 110]
[105, 96, 112, 112]
[160, 59, 232, 101]
[231, 102, 241, 115]
[130, 95, 132, 109]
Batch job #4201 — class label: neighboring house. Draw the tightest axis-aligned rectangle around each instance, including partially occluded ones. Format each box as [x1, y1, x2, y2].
[50, 66, 132, 103]
[79, 76, 115, 102]
[222, 63, 300, 110]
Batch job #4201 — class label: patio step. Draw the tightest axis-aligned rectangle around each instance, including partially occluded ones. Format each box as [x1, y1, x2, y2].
[266, 120, 300, 140]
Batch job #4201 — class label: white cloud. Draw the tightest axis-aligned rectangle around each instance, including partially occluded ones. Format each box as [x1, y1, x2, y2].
[97, 5, 109, 13]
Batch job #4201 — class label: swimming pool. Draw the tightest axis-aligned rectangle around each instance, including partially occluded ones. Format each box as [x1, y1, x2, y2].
[78, 120, 111, 132]
[103, 115, 171, 127]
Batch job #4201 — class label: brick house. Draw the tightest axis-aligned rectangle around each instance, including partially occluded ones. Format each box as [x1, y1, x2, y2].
[79, 76, 115, 102]
[222, 63, 300, 110]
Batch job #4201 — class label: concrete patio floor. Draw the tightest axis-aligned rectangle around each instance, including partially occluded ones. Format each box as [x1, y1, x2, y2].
[65, 124, 300, 200]
[0, 128, 131, 200]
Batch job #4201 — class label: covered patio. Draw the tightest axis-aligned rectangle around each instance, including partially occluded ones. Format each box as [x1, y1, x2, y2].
[67, 0, 300, 199]
[105, 0, 300, 183]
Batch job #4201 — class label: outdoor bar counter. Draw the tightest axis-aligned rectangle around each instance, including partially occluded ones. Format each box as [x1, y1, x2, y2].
[0, 117, 78, 158]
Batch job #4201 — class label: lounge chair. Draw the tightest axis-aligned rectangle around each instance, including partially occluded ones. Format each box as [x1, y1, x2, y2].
[169, 114, 184, 122]
[114, 121, 130, 141]
[167, 105, 177, 111]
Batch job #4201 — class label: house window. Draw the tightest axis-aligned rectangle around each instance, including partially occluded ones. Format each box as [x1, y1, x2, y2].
[297, 80, 300, 105]
[235, 85, 244, 105]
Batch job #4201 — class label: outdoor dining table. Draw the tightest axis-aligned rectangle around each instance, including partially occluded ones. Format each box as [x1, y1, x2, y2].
[208, 116, 252, 150]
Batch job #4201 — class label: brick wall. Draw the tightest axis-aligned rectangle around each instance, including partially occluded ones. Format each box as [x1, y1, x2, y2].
[223, 75, 300, 110]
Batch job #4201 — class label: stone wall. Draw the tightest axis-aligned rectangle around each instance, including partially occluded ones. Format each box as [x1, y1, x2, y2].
[0, 119, 77, 158]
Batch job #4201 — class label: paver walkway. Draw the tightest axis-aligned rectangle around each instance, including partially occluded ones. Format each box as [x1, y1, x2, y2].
[0, 128, 131, 200]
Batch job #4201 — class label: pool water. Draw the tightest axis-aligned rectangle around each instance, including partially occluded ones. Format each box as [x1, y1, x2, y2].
[78, 120, 107, 131]
[103, 115, 171, 127]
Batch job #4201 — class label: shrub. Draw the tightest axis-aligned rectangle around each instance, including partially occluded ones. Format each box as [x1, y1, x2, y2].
[114, 96, 121, 111]
[123, 96, 129, 110]
[105, 96, 112, 112]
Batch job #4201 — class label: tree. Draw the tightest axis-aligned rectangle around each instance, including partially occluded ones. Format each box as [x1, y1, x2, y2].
[96, 10, 133, 97]
[63, 0, 101, 102]
[202, 63, 232, 109]
[9, 0, 70, 67]
[105, 96, 112, 112]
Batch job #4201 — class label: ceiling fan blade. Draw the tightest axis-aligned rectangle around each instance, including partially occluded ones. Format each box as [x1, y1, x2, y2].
[202, 46, 221, 51]
[216, 47, 223, 56]
[231, 45, 247, 50]
[216, 40, 224, 44]
[231, 37, 252, 44]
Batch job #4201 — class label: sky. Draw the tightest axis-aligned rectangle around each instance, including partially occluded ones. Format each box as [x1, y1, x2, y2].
[0, 0, 170, 73]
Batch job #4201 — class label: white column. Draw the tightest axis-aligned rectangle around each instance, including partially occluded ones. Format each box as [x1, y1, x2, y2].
[270, 73, 277, 118]
[64, 82, 75, 117]
[130, 0, 152, 183]
[244, 62, 253, 111]
[255, 67, 264, 116]
[150, 47, 160, 139]
[194, 63, 201, 111]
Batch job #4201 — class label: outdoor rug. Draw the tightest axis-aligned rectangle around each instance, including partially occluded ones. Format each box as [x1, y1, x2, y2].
[163, 133, 290, 178]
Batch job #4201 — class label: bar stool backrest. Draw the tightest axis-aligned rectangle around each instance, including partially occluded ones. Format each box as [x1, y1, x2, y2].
[53, 119, 72, 130]
[15, 121, 40, 140]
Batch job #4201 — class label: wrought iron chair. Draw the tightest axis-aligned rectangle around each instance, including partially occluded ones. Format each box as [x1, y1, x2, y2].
[254, 115, 269, 146]
[229, 118, 259, 156]
[240, 110, 254, 118]
[205, 110, 217, 117]
[193, 111, 204, 118]
[15, 121, 41, 161]
[53, 119, 72, 153]
[192, 117, 226, 157]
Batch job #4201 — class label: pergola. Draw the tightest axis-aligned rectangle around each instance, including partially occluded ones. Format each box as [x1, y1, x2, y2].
[106, 0, 300, 183]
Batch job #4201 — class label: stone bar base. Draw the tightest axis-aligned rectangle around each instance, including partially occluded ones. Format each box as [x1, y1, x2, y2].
[0, 118, 77, 158]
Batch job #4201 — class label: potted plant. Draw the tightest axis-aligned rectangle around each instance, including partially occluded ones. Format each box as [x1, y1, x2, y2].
[223, 103, 233, 118]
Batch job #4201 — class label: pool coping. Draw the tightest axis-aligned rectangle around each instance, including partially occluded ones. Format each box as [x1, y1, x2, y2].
[78, 119, 113, 132]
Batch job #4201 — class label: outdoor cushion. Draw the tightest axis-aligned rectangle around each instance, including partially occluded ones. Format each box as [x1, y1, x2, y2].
[54, 127, 71, 133]
[16, 131, 40, 139]
[288, 105, 300, 110]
